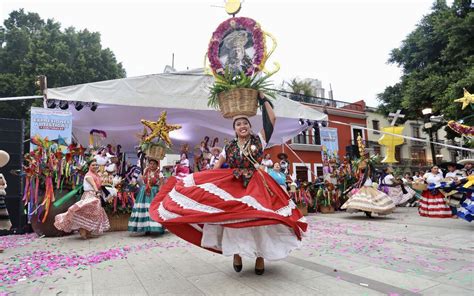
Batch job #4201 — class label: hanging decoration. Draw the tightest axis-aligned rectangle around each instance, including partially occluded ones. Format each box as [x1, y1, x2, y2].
[378, 126, 404, 163]
[454, 88, 474, 110]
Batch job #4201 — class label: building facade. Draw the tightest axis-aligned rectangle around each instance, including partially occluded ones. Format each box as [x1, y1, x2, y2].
[365, 107, 470, 172]
[265, 92, 368, 182]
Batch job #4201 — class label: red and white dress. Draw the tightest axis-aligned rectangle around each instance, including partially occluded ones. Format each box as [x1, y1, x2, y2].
[150, 133, 307, 260]
[419, 172, 452, 218]
[54, 172, 110, 234]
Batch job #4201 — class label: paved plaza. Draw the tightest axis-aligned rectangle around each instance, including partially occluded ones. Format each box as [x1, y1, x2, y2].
[1, 208, 473, 295]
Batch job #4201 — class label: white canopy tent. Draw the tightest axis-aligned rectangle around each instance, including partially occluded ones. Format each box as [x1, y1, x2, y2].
[46, 70, 327, 153]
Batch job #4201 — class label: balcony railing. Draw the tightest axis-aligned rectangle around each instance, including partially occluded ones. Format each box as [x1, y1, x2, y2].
[275, 90, 365, 112]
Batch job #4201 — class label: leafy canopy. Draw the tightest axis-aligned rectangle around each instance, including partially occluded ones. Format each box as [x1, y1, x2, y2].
[377, 0, 473, 127]
[0, 9, 126, 119]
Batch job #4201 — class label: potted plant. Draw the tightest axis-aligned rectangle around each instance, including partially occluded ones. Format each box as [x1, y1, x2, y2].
[208, 68, 276, 119]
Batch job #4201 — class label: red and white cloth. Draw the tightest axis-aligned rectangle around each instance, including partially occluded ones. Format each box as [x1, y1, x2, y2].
[54, 191, 110, 234]
[149, 169, 308, 260]
[419, 190, 452, 218]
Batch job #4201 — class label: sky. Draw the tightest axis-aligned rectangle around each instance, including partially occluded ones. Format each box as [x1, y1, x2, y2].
[1, 0, 444, 107]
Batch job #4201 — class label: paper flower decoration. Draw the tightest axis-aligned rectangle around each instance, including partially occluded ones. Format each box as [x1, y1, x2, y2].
[447, 120, 474, 136]
[141, 111, 181, 146]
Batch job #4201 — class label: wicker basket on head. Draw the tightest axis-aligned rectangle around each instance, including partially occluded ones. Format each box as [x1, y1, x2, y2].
[146, 144, 166, 160]
[411, 182, 427, 191]
[217, 88, 258, 119]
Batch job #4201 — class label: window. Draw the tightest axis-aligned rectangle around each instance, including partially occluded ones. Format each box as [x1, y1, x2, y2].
[372, 120, 380, 134]
[411, 148, 426, 161]
[412, 125, 420, 138]
[293, 131, 307, 144]
[313, 127, 321, 145]
[351, 126, 364, 144]
[373, 145, 381, 155]
[395, 146, 402, 161]
[316, 166, 323, 178]
[295, 166, 309, 182]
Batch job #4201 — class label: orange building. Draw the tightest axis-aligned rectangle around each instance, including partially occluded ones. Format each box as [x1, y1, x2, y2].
[266, 96, 367, 182]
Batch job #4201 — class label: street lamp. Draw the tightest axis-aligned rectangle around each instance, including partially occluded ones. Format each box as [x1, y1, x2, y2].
[422, 108, 432, 115]
[422, 108, 437, 166]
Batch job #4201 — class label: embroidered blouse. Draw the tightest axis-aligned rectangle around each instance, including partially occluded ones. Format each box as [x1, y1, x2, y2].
[220, 132, 267, 187]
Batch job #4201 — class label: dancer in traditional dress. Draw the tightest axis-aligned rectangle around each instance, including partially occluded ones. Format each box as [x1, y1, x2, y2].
[149, 93, 307, 275]
[54, 159, 110, 238]
[175, 153, 190, 179]
[128, 158, 165, 234]
[418, 165, 453, 218]
[0, 150, 11, 253]
[342, 159, 395, 217]
[379, 166, 415, 206]
[261, 153, 273, 172]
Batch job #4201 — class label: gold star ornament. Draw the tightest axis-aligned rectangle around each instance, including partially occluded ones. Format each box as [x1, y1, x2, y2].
[141, 111, 181, 146]
[454, 88, 474, 110]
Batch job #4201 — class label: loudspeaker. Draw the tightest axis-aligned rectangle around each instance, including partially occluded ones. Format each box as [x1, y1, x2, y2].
[0, 118, 27, 234]
[345, 145, 360, 159]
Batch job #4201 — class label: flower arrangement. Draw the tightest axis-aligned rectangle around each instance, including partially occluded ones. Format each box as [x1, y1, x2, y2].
[207, 17, 279, 117]
[447, 120, 474, 136]
[208, 17, 266, 77]
[208, 68, 275, 109]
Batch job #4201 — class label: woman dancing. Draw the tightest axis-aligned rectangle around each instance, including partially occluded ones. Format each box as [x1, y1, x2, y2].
[149, 93, 307, 275]
[54, 159, 110, 239]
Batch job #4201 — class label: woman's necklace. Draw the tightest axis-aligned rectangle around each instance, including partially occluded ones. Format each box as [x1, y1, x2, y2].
[237, 137, 250, 156]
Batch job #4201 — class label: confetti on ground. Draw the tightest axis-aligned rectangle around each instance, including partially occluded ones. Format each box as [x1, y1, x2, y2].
[302, 220, 468, 277]
[0, 240, 189, 285]
[0, 233, 38, 249]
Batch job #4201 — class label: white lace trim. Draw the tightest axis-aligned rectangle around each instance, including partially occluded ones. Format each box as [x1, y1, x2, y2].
[158, 202, 181, 221]
[182, 174, 195, 187]
[275, 200, 297, 216]
[209, 218, 257, 225]
[194, 182, 294, 217]
[169, 188, 224, 214]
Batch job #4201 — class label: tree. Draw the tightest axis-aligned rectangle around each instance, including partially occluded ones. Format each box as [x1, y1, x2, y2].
[377, 0, 473, 127]
[0, 9, 126, 119]
[285, 78, 315, 103]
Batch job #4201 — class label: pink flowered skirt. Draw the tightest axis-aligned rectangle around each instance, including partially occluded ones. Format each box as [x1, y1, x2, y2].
[54, 191, 110, 235]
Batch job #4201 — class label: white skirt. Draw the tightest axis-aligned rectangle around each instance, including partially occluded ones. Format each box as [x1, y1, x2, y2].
[201, 224, 302, 261]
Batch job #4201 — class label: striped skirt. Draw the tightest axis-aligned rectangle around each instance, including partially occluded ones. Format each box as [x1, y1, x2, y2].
[128, 186, 164, 233]
[0, 195, 12, 230]
[54, 191, 110, 234]
[341, 186, 395, 215]
[419, 190, 452, 218]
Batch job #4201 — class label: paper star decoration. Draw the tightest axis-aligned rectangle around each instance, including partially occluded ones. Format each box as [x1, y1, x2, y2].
[141, 111, 181, 146]
[454, 88, 474, 110]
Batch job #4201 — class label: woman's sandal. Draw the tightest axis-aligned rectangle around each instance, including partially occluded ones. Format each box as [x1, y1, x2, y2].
[233, 254, 242, 272]
[255, 257, 265, 275]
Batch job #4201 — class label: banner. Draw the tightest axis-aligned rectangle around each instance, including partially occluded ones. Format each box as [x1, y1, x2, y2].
[320, 127, 339, 158]
[30, 107, 72, 151]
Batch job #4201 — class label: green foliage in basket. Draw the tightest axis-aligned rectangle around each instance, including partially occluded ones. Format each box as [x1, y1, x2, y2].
[208, 67, 276, 109]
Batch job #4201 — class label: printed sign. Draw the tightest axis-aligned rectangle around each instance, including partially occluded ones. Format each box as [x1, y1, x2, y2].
[30, 107, 72, 151]
[320, 127, 339, 157]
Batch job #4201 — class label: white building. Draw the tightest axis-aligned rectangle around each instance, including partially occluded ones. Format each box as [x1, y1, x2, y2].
[365, 107, 467, 171]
